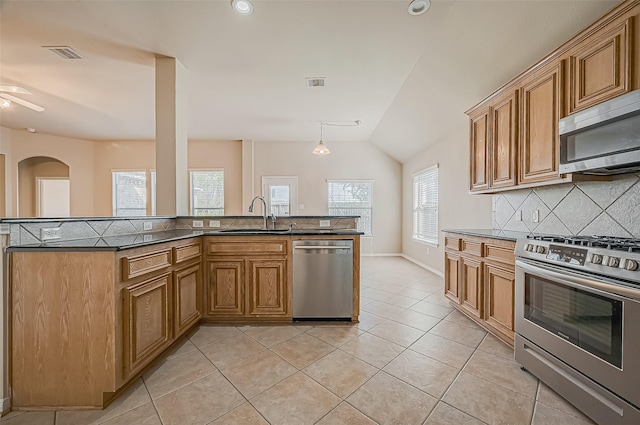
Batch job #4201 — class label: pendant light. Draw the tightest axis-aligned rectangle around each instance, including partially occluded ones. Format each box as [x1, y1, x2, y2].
[313, 122, 330, 156]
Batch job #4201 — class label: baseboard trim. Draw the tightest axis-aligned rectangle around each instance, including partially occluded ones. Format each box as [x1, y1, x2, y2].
[400, 254, 444, 277]
[361, 253, 403, 257]
[0, 397, 10, 416]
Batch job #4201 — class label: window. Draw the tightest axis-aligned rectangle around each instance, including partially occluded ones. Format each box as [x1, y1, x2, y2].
[112, 171, 147, 216]
[190, 170, 224, 216]
[262, 176, 298, 216]
[413, 164, 439, 245]
[328, 180, 373, 236]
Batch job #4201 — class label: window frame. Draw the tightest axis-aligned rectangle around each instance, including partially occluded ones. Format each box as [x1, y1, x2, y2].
[412, 164, 439, 247]
[189, 168, 225, 216]
[327, 179, 374, 237]
[111, 169, 149, 217]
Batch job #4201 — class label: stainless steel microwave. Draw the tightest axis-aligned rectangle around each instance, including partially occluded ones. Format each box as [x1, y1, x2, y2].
[559, 89, 640, 175]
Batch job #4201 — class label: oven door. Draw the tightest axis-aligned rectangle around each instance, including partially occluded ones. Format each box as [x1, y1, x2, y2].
[515, 258, 640, 408]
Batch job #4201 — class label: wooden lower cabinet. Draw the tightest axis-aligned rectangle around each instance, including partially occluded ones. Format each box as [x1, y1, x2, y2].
[484, 264, 516, 344]
[444, 232, 516, 346]
[122, 272, 172, 379]
[444, 251, 461, 303]
[206, 259, 245, 316]
[204, 236, 291, 320]
[248, 259, 288, 316]
[460, 257, 483, 320]
[173, 262, 202, 338]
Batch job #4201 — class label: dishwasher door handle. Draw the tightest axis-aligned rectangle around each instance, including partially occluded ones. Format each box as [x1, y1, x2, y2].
[294, 245, 350, 250]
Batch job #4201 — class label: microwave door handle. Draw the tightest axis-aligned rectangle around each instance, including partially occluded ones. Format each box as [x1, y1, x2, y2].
[516, 259, 640, 301]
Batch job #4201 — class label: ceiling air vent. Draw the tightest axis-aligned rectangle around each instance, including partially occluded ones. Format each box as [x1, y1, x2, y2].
[43, 46, 84, 59]
[306, 77, 325, 87]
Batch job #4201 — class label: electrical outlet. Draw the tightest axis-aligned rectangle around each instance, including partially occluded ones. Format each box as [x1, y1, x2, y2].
[143, 222, 152, 231]
[192, 220, 204, 228]
[209, 220, 221, 228]
[41, 227, 62, 240]
[143, 234, 153, 242]
[319, 219, 331, 227]
[532, 210, 539, 223]
[515, 210, 522, 221]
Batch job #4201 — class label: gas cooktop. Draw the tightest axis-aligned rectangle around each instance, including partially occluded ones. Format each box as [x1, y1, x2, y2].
[516, 234, 640, 284]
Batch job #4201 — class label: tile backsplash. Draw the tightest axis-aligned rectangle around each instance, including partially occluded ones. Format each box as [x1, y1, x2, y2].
[3, 216, 358, 246]
[492, 173, 640, 237]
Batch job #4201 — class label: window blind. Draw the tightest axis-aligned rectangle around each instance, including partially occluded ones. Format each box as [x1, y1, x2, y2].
[413, 165, 438, 245]
[328, 180, 373, 236]
[190, 170, 224, 216]
[112, 171, 147, 216]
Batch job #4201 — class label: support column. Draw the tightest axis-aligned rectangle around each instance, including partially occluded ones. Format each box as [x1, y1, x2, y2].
[155, 57, 188, 216]
[241, 139, 254, 214]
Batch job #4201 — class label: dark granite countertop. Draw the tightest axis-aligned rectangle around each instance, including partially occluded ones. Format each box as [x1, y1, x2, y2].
[441, 229, 531, 242]
[7, 229, 364, 252]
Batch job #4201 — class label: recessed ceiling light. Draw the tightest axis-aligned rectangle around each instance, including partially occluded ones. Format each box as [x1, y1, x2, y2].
[306, 77, 326, 87]
[231, 0, 254, 15]
[0, 99, 10, 109]
[26, 128, 36, 133]
[408, 0, 430, 16]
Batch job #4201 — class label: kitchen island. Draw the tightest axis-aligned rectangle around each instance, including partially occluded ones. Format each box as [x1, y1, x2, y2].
[8, 228, 361, 410]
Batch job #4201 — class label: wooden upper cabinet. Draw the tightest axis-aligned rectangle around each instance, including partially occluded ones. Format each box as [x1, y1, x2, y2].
[490, 90, 518, 188]
[568, 17, 634, 115]
[519, 62, 563, 184]
[469, 108, 489, 191]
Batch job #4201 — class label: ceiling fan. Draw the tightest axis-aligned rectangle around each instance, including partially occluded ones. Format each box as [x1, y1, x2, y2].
[0, 85, 45, 112]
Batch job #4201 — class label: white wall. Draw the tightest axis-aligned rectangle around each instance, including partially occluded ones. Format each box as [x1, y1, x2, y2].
[253, 141, 402, 254]
[402, 117, 492, 273]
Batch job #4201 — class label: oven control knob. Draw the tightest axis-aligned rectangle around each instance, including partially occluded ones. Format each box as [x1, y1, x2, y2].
[526, 244, 534, 252]
[624, 259, 639, 271]
[607, 257, 620, 268]
[536, 246, 546, 254]
[590, 254, 603, 265]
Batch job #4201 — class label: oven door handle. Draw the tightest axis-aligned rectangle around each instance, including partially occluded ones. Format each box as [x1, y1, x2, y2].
[516, 258, 640, 301]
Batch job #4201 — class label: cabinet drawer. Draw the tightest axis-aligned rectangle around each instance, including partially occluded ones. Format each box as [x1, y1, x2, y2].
[122, 249, 172, 281]
[484, 243, 515, 266]
[207, 239, 287, 256]
[461, 240, 483, 257]
[445, 237, 462, 251]
[173, 242, 201, 264]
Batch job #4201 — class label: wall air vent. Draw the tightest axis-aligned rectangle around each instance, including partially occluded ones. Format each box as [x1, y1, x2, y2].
[306, 77, 326, 87]
[43, 46, 84, 59]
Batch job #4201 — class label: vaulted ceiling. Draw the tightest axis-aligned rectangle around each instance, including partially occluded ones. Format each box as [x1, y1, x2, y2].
[0, 0, 618, 162]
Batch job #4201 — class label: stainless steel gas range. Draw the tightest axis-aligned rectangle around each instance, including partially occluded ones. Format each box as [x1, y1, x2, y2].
[514, 235, 640, 425]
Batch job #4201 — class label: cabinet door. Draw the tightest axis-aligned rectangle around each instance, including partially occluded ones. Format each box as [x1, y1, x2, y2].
[460, 257, 483, 320]
[123, 272, 171, 378]
[206, 259, 245, 316]
[484, 264, 515, 344]
[444, 251, 461, 303]
[469, 109, 489, 191]
[568, 17, 633, 114]
[490, 90, 518, 188]
[173, 262, 202, 338]
[248, 259, 288, 317]
[520, 62, 563, 184]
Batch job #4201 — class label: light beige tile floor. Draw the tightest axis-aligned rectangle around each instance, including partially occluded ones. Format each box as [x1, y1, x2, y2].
[4, 257, 598, 425]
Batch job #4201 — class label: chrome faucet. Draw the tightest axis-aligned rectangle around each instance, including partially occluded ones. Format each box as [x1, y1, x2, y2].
[248, 196, 268, 229]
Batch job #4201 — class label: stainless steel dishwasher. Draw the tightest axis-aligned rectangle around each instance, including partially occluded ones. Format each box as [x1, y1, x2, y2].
[292, 239, 353, 319]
